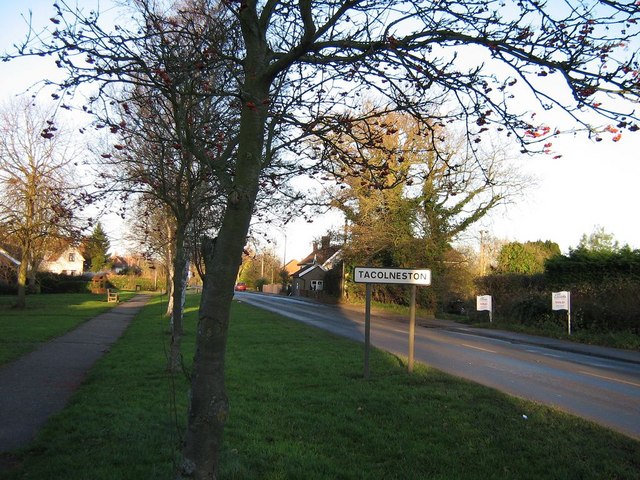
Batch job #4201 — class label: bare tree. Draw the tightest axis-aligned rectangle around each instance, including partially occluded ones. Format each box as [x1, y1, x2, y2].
[72, 0, 238, 372]
[125, 196, 174, 282]
[0, 98, 81, 308]
[5, 1, 640, 478]
[101, 91, 227, 371]
[70, 0, 292, 372]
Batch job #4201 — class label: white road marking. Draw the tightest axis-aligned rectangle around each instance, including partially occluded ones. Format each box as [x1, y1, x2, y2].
[578, 370, 640, 388]
[461, 343, 496, 354]
[542, 353, 562, 359]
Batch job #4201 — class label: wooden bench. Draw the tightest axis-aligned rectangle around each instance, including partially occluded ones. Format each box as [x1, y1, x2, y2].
[107, 288, 120, 303]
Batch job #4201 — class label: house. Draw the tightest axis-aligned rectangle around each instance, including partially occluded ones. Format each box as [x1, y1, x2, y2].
[110, 255, 130, 274]
[291, 236, 342, 295]
[283, 259, 300, 276]
[39, 246, 85, 276]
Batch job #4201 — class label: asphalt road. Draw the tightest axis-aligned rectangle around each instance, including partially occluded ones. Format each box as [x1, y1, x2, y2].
[234, 292, 640, 440]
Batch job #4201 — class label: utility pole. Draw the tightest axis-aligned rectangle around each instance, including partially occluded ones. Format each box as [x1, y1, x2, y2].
[479, 229, 488, 276]
[282, 231, 287, 269]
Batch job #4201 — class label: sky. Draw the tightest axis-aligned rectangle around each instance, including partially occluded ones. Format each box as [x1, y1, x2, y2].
[1, 0, 639, 263]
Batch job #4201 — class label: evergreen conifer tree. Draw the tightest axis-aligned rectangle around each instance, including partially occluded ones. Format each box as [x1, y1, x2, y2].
[85, 223, 111, 272]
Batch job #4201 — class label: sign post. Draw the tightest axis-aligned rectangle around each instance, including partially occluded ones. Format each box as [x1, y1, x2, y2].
[364, 283, 372, 379]
[354, 267, 431, 377]
[476, 295, 492, 323]
[552, 291, 571, 335]
[408, 285, 417, 372]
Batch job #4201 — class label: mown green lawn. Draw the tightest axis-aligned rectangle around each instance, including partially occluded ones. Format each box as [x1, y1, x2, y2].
[0, 292, 136, 365]
[1, 294, 638, 479]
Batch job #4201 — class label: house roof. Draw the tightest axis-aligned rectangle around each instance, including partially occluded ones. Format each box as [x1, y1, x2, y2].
[43, 243, 85, 262]
[284, 259, 300, 275]
[292, 263, 325, 278]
[322, 249, 343, 271]
[110, 255, 128, 266]
[298, 236, 341, 267]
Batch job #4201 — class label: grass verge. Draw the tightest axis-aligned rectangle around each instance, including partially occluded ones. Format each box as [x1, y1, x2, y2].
[2, 294, 638, 479]
[0, 292, 137, 365]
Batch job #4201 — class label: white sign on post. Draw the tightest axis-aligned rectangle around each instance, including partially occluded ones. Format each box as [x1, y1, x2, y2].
[552, 291, 570, 311]
[354, 267, 431, 286]
[552, 291, 572, 335]
[476, 295, 492, 311]
[476, 295, 493, 323]
[353, 266, 431, 377]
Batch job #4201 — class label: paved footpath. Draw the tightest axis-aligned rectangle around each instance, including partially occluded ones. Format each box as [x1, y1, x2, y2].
[0, 295, 150, 454]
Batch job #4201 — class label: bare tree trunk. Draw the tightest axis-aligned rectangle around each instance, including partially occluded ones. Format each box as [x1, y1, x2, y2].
[167, 229, 188, 373]
[179, 82, 268, 478]
[179, 221, 250, 479]
[166, 220, 176, 318]
[166, 273, 175, 317]
[15, 250, 28, 309]
[180, 260, 188, 306]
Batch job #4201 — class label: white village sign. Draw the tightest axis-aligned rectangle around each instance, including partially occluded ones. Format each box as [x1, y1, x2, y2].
[354, 267, 432, 285]
[354, 267, 432, 377]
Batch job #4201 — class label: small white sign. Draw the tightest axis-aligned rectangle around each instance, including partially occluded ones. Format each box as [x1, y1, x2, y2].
[353, 267, 431, 285]
[477, 295, 492, 312]
[552, 291, 570, 311]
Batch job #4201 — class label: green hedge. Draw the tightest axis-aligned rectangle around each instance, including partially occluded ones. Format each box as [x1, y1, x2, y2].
[23, 273, 160, 294]
[475, 274, 640, 334]
[475, 249, 640, 335]
[545, 247, 640, 285]
[107, 274, 159, 291]
[36, 272, 92, 294]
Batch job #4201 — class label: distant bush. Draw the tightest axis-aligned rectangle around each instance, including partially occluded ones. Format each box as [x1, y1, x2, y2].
[496, 240, 560, 274]
[108, 274, 158, 291]
[254, 277, 268, 292]
[36, 272, 92, 294]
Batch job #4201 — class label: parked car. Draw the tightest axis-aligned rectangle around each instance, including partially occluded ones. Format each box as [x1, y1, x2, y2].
[234, 282, 247, 291]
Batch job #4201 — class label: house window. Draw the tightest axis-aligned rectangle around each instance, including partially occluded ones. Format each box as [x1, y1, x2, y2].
[68, 253, 75, 262]
[310, 280, 323, 291]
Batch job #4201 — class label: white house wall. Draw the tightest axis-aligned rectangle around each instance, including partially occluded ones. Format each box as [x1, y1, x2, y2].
[40, 247, 85, 276]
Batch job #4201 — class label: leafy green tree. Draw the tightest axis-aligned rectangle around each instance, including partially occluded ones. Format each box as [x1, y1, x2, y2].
[497, 240, 560, 274]
[237, 247, 281, 287]
[576, 226, 621, 253]
[84, 223, 111, 272]
[329, 112, 524, 306]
